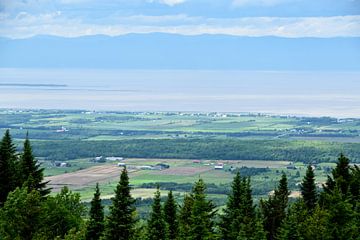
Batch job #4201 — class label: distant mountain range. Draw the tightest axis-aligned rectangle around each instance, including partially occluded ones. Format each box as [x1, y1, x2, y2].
[0, 33, 359, 70]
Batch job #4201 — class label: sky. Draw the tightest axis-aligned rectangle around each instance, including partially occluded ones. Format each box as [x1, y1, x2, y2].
[0, 0, 360, 38]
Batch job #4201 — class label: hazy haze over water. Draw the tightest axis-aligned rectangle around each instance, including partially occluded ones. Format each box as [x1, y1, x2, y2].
[0, 69, 359, 118]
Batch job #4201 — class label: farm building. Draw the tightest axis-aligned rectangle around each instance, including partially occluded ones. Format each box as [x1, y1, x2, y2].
[138, 165, 153, 170]
[58, 162, 71, 167]
[117, 162, 126, 167]
[93, 156, 106, 163]
[153, 163, 170, 170]
[193, 160, 201, 164]
[214, 165, 224, 170]
[106, 157, 124, 161]
[54, 161, 71, 167]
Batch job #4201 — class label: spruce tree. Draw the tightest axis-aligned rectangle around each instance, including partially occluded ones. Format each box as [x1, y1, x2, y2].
[220, 172, 257, 240]
[164, 190, 178, 240]
[20, 133, 50, 196]
[86, 183, 104, 240]
[323, 153, 351, 195]
[188, 179, 216, 240]
[147, 187, 167, 240]
[178, 194, 194, 240]
[300, 165, 317, 211]
[0, 130, 18, 206]
[261, 173, 290, 240]
[103, 167, 137, 240]
[276, 200, 307, 240]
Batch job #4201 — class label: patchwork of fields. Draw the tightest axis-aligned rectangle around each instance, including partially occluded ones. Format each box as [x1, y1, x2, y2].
[1, 109, 358, 205]
[44, 158, 333, 204]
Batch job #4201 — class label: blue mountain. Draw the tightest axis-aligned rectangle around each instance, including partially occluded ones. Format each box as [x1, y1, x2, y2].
[0, 33, 359, 70]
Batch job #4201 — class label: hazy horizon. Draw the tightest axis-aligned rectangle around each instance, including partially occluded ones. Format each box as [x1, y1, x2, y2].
[1, 69, 359, 118]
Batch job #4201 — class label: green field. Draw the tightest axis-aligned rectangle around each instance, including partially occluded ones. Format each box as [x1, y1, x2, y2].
[43, 157, 336, 209]
[1, 109, 360, 142]
[1, 109, 358, 208]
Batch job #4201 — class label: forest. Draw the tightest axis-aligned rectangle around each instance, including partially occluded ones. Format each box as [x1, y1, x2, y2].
[31, 139, 360, 163]
[0, 130, 359, 240]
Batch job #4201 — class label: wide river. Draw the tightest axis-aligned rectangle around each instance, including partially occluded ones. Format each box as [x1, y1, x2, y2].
[0, 69, 359, 118]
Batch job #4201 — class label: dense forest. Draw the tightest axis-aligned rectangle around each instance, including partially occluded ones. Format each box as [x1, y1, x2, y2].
[0, 130, 359, 239]
[32, 139, 360, 163]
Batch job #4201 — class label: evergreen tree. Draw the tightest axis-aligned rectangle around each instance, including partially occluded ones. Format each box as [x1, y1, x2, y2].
[20, 133, 50, 196]
[178, 194, 194, 240]
[147, 187, 167, 240]
[261, 173, 290, 240]
[300, 165, 317, 211]
[323, 153, 351, 195]
[0, 130, 18, 206]
[103, 167, 137, 240]
[220, 172, 256, 240]
[86, 183, 104, 240]
[301, 206, 332, 240]
[164, 190, 178, 240]
[276, 173, 290, 210]
[322, 187, 358, 240]
[0, 147, 11, 206]
[349, 165, 360, 204]
[276, 200, 308, 240]
[188, 179, 216, 240]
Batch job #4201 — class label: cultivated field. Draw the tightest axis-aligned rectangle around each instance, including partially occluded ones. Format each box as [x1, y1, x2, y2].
[46, 165, 135, 191]
[45, 158, 300, 201]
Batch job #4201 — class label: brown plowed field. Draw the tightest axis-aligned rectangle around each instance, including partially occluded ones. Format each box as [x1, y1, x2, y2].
[45, 165, 133, 191]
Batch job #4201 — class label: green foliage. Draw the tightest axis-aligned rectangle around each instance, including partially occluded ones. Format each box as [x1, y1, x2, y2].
[300, 165, 317, 210]
[86, 183, 104, 240]
[32, 138, 360, 163]
[261, 173, 290, 240]
[19, 133, 50, 196]
[188, 179, 217, 240]
[0, 130, 19, 206]
[1, 131, 360, 239]
[103, 167, 137, 240]
[276, 200, 308, 240]
[323, 153, 352, 195]
[301, 206, 332, 240]
[147, 187, 167, 240]
[0, 187, 42, 240]
[40, 187, 85, 239]
[178, 194, 194, 240]
[321, 188, 358, 240]
[164, 190, 178, 240]
[0, 185, 84, 240]
[220, 172, 257, 240]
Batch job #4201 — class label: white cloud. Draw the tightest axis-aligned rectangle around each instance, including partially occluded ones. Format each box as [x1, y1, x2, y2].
[232, 0, 294, 7]
[147, 0, 187, 6]
[1, 13, 360, 38]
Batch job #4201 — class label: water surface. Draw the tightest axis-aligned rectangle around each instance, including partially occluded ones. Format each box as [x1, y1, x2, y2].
[0, 69, 359, 118]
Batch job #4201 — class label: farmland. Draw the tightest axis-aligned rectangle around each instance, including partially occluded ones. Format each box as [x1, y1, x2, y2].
[44, 157, 334, 208]
[1, 108, 359, 207]
[1, 109, 360, 163]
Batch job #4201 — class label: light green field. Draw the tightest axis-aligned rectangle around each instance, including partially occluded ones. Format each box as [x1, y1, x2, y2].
[2, 109, 360, 143]
[45, 158, 335, 204]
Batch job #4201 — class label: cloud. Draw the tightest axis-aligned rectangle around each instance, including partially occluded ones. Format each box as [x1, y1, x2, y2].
[1, 13, 359, 39]
[232, 0, 290, 7]
[147, 0, 187, 6]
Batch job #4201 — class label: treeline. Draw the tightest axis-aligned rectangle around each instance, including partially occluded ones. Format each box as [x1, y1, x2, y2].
[31, 139, 360, 163]
[0, 130, 360, 239]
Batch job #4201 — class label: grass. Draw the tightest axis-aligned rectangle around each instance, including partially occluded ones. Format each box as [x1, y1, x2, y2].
[44, 158, 337, 206]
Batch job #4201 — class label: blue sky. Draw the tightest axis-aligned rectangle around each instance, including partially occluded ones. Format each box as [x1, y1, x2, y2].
[0, 0, 359, 38]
